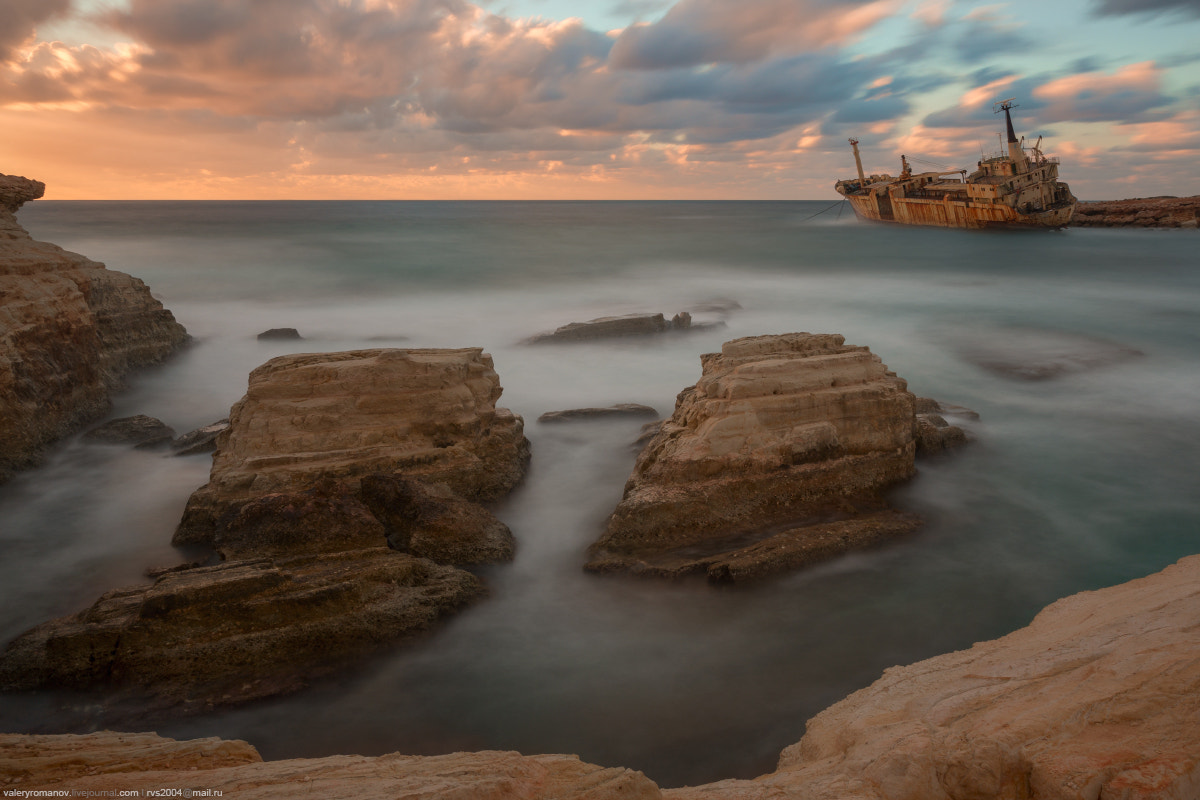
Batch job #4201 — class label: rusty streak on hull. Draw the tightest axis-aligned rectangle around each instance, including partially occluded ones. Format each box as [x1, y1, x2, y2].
[845, 192, 1076, 229]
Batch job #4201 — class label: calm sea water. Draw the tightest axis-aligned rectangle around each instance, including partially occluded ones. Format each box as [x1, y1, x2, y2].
[3, 201, 1199, 787]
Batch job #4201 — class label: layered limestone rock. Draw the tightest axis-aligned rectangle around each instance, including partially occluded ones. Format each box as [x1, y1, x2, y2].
[0, 173, 189, 481]
[5, 554, 1197, 799]
[667, 553, 1200, 800]
[0, 732, 661, 799]
[587, 333, 925, 580]
[0, 549, 483, 712]
[174, 347, 531, 558]
[1072, 195, 1200, 228]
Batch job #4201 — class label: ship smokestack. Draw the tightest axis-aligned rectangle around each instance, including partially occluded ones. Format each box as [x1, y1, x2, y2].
[996, 99, 1029, 173]
[849, 138, 866, 185]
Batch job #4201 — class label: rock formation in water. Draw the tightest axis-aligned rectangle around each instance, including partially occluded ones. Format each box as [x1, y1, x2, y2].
[0, 549, 481, 712]
[6, 554, 1197, 799]
[0, 173, 189, 481]
[173, 347, 530, 557]
[0, 347, 530, 711]
[586, 333, 965, 581]
[538, 403, 659, 423]
[1072, 195, 1199, 228]
[525, 311, 723, 344]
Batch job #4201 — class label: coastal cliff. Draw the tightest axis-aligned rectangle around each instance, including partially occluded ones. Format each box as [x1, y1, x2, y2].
[0, 173, 189, 481]
[1071, 195, 1199, 228]
[4, 553, 1196, 798]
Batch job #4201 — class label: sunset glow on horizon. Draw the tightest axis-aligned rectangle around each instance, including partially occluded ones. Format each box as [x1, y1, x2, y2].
[2, 0, 1198, 201]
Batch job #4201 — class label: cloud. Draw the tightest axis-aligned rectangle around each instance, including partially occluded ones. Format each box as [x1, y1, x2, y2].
[607, 0, 898, 70]
[0, 0, 72, 63]
[1033, 61, 1173, 123]
[1091, 0, 1200, 18]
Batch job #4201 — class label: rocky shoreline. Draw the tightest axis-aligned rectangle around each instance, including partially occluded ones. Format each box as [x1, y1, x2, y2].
[1071, 195, 1199, 228]
[2, 177, 1197, 798]
[3, 553, 1196, 798]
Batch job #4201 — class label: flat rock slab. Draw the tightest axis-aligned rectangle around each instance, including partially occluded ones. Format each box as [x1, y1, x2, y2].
[83, 415, 176, 448]
[538, 403, 659, 423]
[172, 419, 230, 455]
[0, 548, 483, 716]
[525, 311, 721, 344]
[256, 327, 302, 340]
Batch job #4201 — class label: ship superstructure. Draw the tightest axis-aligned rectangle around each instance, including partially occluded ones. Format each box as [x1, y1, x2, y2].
[835, 100, 1077, 229]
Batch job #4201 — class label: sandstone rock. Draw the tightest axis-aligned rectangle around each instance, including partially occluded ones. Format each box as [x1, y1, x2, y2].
[538, 403, 660, 423]
[0, 548, 483, 713]
[173, 348, 530, 550]
[257, 327, 302, 340]
[172, 419, 230, 455]
[587, 333, 919, 580]
[525, 311, 720, 344]
[0, 173, 189, 481]
[0, 732, 662, 800]
[83, 414, 176, 448]
[1071, 195, 1200, 228]
[666, 554, 1200, 800]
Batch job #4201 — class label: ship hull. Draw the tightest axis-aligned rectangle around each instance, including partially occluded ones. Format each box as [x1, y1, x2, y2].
[843, 192, 1075, 230]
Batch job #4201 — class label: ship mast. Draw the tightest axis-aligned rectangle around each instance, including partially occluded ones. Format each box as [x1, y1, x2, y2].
[849, 138, 867, 185]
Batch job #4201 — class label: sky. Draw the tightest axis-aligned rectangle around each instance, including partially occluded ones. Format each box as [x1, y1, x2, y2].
[1, 0, 1198, 199]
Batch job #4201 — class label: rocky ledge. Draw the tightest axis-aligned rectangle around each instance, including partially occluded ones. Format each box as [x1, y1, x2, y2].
[5, 553, 1196, 799]
[0, 174, 189, 481]
[0, 549, 481, 713]
[587, 333, 967, 581]
[1071, 195, 1199, 228]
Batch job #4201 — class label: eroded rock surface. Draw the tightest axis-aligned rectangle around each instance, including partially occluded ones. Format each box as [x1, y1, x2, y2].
[174, 347, 530, 553]
[0, 173, 189, 481]
[0, 732, 662, 800]
[587, 333, 948, 580]
[1072, 195, 1200, 228]
[0, 549, 482, 712]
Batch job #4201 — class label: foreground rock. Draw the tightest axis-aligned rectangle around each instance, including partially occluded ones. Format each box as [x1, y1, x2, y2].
[1072, 195, 1199, 228]
[0, 733, 661, 800]
[174, 347, 531, 556]
[526, 311, 720, 344]
[668, 553, 1200, 800]
[6, 554, 1198, 799]
[0, 549, 482, 713]
[0, 174, 189, 481]
[587, 333, 960, 581]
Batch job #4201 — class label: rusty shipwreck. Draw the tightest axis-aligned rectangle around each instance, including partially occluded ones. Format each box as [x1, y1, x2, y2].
[835, 100, 1077, 229]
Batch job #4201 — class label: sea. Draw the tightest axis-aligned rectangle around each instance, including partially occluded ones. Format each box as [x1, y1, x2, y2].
[2, 200, 1199, 788]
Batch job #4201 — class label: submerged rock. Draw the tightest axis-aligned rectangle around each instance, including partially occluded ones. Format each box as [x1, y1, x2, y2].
[956, 327, 1141, 380]
[83, 415, 176, 448]
[0, 174, 189, 482]
[0, 549, 482, 713]
[538, 403, 659, 423]
[587, 333, 961, 581]
[174, 347, 530, 550]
